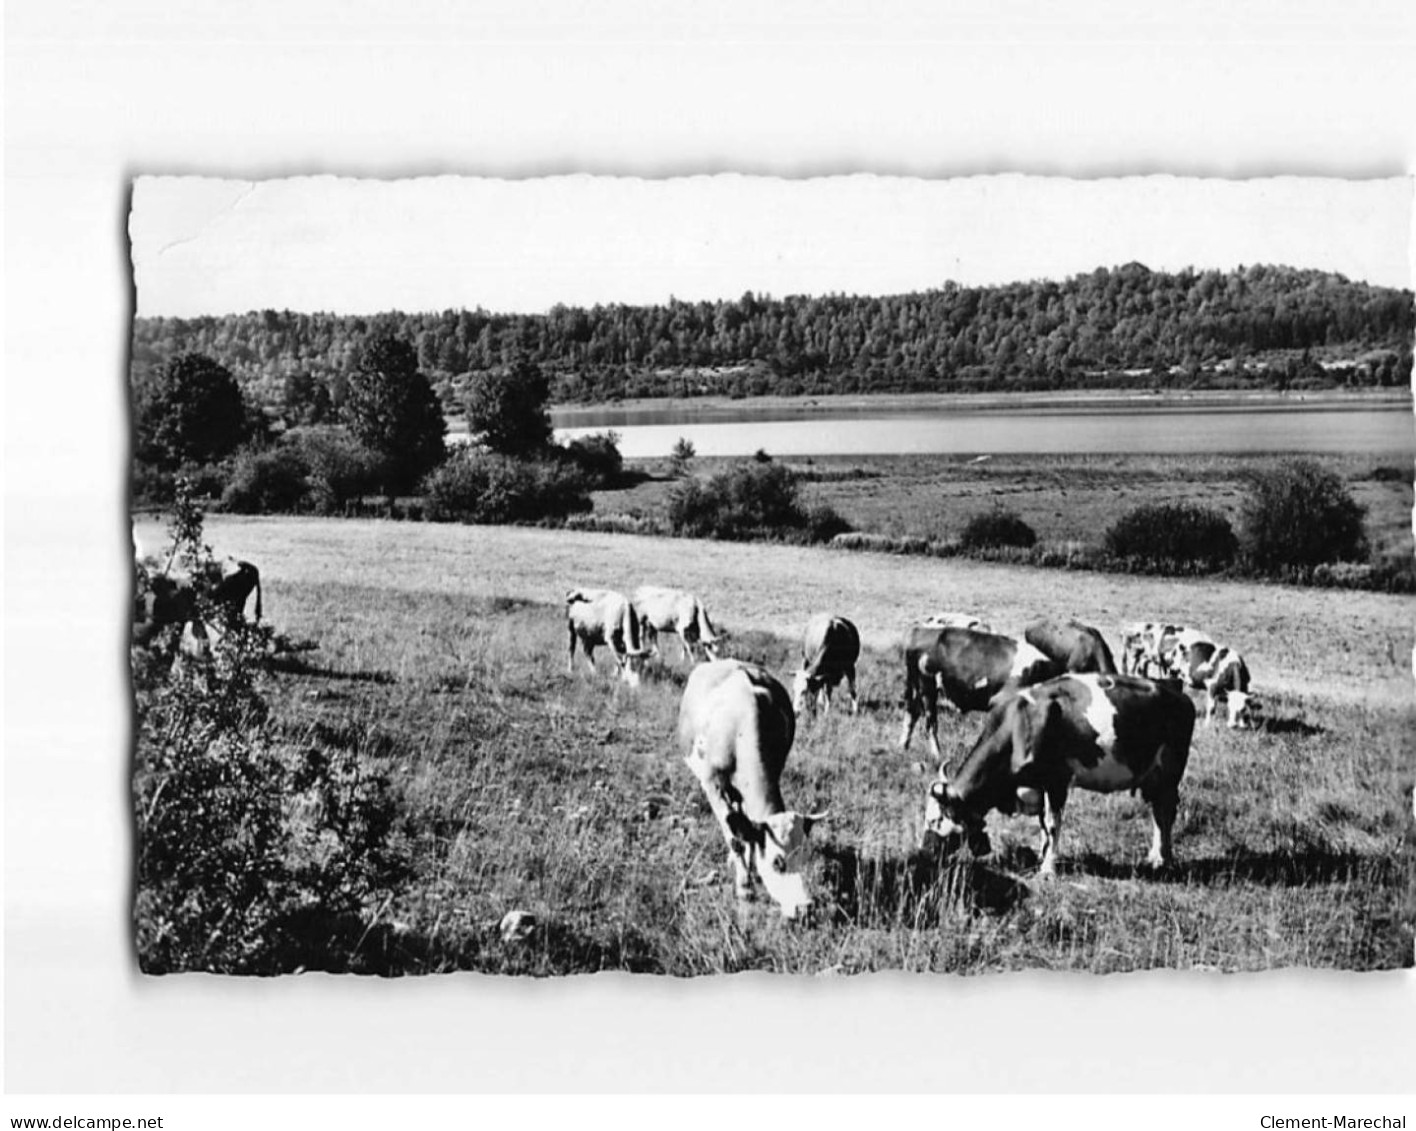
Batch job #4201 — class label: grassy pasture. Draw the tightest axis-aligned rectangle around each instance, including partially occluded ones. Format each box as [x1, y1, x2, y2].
[594, 451, 1415, 564]
[133, 516, 1414, 974]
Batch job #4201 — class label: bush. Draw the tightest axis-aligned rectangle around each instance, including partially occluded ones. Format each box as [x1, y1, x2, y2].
[563, 512, 668, 536]
[958, 507, 1037, 550]
[423, 451, 592, 524]
[669, 437, 696, 476]
[166, 460, 230, 503]
[132, 486, 409, 974]
[131, 461, 176, 507]
[285, 427, 386, 515]
[221, 445, 311, 513]
[1103, 502, 1238, 573]
[1240, 459, 1369, 574]
[666, 461, 848, 543]
[558, 431, 623, 488]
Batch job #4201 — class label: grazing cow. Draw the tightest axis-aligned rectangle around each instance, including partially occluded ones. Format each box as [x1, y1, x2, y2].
[133, 556, 262, 652]
[1119, 622, 1211, 679]
[1024, 618, 1118, 675]
[566, 588, 650, 687]
[211, 559, 262, 624]
[792, 614, 861, 716]
[924, 673, 1196, 876]
[678, 659, 828, 920]
[921, 612, 992, 632]
[900, 625, 1060, 759]
[1170, 639, 1257, 728]
[632, 585, 724, 664]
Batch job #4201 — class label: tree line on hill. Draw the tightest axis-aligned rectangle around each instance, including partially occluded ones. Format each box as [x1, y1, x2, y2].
[130, 262, 1413, 413]
[130, 329, 1407, 593]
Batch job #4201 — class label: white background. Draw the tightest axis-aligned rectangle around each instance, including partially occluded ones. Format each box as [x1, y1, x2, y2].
[5, 0, 1415, 1095]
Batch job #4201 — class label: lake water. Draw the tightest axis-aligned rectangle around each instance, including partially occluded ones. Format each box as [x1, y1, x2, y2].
[550, 403, 1415, 459]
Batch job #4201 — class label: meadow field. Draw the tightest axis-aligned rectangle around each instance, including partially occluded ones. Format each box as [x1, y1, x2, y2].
[132, 511, 1415, 975]
[591, 451, 1415, 566]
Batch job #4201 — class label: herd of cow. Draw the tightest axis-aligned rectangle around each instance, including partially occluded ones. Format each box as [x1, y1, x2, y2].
[131, 528, 1263, 926]
[564, 584, 1260, 922]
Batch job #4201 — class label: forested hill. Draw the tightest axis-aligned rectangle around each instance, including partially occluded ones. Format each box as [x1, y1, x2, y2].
[131, 263, 1413, 408]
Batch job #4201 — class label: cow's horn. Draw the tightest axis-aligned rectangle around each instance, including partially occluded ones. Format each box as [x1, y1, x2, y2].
[802, 809, 830, 833]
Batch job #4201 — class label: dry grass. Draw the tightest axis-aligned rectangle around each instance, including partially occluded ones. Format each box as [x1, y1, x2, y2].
[132, 515, 1415, 974]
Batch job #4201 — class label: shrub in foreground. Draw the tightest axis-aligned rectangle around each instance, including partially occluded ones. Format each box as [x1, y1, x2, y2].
[423, 450, 593, 524]
[133, 485, 408, 974]
[1103, 501, 1237, 573]
[958, 507, 1037, 550]
[1240, 459, 1369, 575]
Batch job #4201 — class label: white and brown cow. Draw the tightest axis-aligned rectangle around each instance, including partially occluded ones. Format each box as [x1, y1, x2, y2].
[792, 613, 861, 717]
[678, 659, 829, 920]
[921, 612, 992, 632]
[900, 625, 1060, 760]
[1024, 618, 1118, 675]
[632, 585, 724, 664]
[1119, 622, 1211, 679]
[566, 588, 650, 687]
[1169, 638, 1257, 728]
[133, 554, 262, 653]
[924, 673, 1196, 876]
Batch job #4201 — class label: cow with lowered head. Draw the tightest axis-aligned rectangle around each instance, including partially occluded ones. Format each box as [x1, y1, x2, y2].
[632, 585, 725, 665]
[924, 673, 1195, 877]
[1024, 617, 1118, 675]
[566, 587, 649, 687]
[1168, 638, 1258, 729]
[900, 625, 1059, 760]
[679, 659, 829, 920]
[792, 613, 861, 717]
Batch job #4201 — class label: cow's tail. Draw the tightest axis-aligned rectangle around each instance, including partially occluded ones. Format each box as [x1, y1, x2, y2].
[803, 638, 833, 682]
[625, 600, 647, 655]
[250, 565, 263, 623]
[695, 603, 720, 644]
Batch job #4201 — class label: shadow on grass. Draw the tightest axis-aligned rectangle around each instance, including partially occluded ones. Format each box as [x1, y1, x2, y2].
[817, 841, 1029, 928]
[1259, 715, 1325, 737]
[1061, 849, 1396, 888]
[261, 907, 663, 976]
[266, 654, 397, 684]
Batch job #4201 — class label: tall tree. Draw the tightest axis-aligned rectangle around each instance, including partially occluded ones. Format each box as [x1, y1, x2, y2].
[342, 333, 447, 497]
[464, 359, 554, 456]
[134, 351, 251, 470]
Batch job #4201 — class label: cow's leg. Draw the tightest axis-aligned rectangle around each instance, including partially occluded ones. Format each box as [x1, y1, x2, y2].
[899, 673, 920, 749]
[846, 667, 859, 715]
[894, 690, 917, 753]
[685, 754, 754, 900]
[567, 626, 578, 675]
[1037, 786, 1067, 878]
[1143, 785, 1179, 871]
[923, 682, 942, 763]
[1204, 685, 1217, 726]
[678, 631, 694, 665]
[582, 640, 600, 676]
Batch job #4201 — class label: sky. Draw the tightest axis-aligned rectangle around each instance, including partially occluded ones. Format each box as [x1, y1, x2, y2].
[129, 174, 1414, 318]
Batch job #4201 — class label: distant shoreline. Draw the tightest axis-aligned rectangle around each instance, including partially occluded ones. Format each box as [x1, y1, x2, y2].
[545, 387, 1413, 426]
